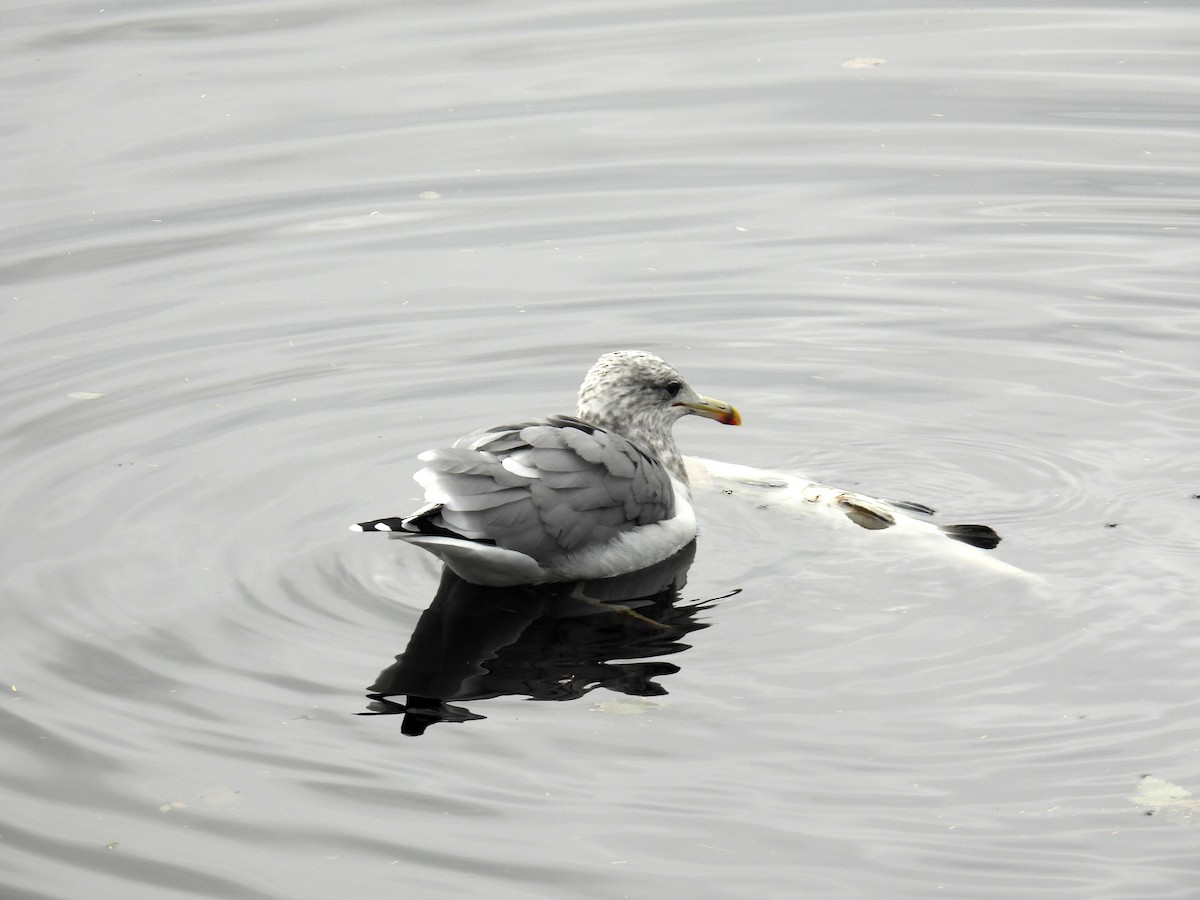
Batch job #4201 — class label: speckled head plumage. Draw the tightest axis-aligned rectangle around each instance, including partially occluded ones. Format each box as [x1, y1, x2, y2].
[575, 350, 740, 482]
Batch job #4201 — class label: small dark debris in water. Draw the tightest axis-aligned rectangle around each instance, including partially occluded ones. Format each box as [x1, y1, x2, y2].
[939, 523, 1001, 550]
[1193, 494, 1200, 500]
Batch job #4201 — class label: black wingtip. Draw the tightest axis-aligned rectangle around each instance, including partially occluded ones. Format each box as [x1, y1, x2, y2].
[939, 523, 1002, 550]
[352, 517, 408, 533]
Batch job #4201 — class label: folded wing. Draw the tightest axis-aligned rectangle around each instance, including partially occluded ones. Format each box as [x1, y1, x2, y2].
[403, 415, 676, 564]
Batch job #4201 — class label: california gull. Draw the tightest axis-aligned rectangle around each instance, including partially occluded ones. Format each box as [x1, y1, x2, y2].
[352, 350, 741, 586]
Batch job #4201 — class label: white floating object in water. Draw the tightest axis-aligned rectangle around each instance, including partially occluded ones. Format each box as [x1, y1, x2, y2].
[591, 698, 659, 715]
[683, 456, 1038, 580]
[1130, 775, 1198, 822]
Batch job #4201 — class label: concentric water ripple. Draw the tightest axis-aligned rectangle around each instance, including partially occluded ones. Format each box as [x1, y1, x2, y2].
[4, 1, 1200, 898]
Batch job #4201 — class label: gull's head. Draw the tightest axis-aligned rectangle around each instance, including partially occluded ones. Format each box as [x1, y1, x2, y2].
[576, 351, 741, 453]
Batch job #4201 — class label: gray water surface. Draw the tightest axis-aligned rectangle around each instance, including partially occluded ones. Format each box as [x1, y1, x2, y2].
[3, 2, 1199, 898]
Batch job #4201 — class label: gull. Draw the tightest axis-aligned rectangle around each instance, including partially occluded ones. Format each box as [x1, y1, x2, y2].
[352, 351, 741, 586]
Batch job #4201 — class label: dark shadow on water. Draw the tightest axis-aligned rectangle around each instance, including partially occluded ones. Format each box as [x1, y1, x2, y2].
[361, 541, 728, 735]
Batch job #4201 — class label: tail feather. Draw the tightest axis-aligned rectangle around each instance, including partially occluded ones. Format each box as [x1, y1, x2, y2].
[351, 505, 498, 546]
[351, 517, 409, 533]
[939, 523, 1001, 550]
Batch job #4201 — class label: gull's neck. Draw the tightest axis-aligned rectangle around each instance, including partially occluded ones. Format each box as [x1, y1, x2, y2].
[576, 405, 689, 486]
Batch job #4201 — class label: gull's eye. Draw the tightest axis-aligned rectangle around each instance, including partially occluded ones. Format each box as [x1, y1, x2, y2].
[663, 381, 683, 399]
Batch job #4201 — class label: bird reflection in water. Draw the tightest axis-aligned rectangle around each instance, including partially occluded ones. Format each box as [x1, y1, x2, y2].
[362, 541, 726, 735]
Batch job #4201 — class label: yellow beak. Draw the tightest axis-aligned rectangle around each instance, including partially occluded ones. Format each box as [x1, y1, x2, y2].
[676, 395, 742, 426]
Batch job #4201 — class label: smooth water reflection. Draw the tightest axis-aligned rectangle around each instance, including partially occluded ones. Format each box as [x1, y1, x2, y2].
[364, 543, 721, 734]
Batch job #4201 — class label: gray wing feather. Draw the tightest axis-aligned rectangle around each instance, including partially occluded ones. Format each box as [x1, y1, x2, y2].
[412, 417, 675, 563]
[416, 448, 529, 488]
[556, 426, 637, 477]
